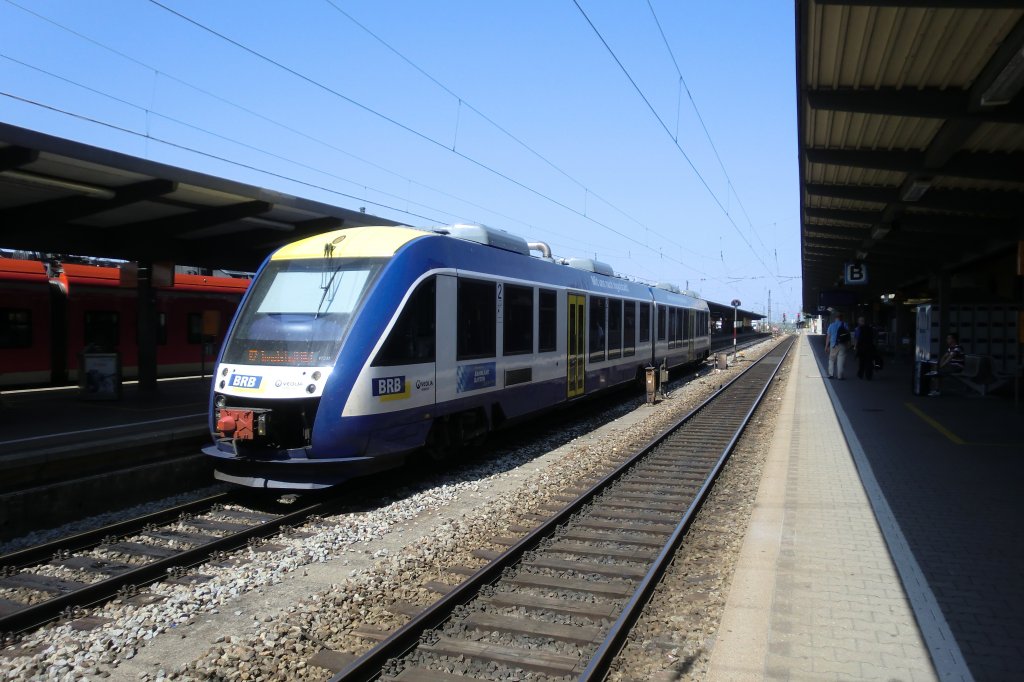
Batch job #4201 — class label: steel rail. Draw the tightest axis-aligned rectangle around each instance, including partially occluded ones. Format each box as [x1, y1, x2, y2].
[0, 497, 325, 634]
[330, 336, 791, 682]
[578, 335, 794, 680]
[0, 492, 232, 569]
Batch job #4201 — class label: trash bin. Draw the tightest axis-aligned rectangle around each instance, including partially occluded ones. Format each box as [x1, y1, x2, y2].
[79, 352, 122, 400]
[912, 360, 930, 396]
[716, 353, 728, 370]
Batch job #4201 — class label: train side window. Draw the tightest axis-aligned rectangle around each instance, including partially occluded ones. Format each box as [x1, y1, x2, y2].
[187, 313, 202, 344]
[657, 306, 666, 341]
[457, 278, 496, 360]
[683, 309, 690, 341]
[375, 276, 436, 366]
[538, 288, 557, 352]
[0, 309, 31, 348]
[638, 303, 650, 344]
[588, 296, 607, 362]
[607, 298, 622, 360]
[674, 308, 683, 347]
[84, 311, 119, 350]
[503, 284, 533, 356]
[624, 301, 636, 356]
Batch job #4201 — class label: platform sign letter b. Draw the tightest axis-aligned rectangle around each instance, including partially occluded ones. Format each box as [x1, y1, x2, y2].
[845, 262, 868, 285]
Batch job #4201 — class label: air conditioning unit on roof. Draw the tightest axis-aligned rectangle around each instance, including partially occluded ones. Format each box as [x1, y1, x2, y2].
[567, 258, 614, 276]
[446, 224, 530, 256]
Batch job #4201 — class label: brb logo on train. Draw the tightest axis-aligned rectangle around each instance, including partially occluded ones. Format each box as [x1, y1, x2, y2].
[229, 373, 262, 389]
[372, 375, 410, 401]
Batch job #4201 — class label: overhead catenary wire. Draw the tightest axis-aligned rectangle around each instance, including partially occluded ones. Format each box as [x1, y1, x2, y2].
[0, 87, 710, 295]
[0, 0, 780, 291]
[645, 0, 773, 260]
[0, 49, 724, 281]
[321, 0, 710, 263]
[0, 0, 513, 226]
[2, 0, 704, 273]
[143, 0, 719, 279]
[0, 4, 804, 313]
[572, 0, 777, 283]
[0, 87, 442, 223]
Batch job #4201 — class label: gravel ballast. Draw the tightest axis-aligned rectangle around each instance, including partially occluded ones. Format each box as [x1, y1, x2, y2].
[0, 338, 787, 681]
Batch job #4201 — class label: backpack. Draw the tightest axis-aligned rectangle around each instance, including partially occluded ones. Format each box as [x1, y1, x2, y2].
[836, 325, 851, 345]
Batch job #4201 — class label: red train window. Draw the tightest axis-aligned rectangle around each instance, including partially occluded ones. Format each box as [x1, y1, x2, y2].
[0, 309, 32, 348]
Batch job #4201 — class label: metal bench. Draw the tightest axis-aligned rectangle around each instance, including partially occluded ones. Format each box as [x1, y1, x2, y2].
[949, 354, 1012, 397]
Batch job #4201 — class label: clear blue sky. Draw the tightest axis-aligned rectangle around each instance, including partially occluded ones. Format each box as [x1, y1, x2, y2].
[0, 0, 801, 320]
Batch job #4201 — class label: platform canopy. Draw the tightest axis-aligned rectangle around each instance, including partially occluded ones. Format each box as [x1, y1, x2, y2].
[0, 122, 401, 272]
[797, 1, 1024, 313]
[707, 299, 766, 325]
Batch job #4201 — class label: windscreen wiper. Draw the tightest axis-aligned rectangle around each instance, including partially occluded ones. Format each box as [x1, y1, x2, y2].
[315, 242, 342, 319]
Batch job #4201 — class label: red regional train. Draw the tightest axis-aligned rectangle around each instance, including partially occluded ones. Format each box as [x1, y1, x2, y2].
[0, 257, 249, 388]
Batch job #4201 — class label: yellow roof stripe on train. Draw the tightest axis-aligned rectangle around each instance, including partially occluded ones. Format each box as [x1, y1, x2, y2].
[271, 226, 430, 260]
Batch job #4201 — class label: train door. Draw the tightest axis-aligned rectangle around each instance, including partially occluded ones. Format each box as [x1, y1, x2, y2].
[686, 309, 695, 362]
[567, 292, 585, 398]
[49, 280, 68, 384]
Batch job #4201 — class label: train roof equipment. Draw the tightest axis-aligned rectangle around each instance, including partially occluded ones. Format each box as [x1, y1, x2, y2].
[442, 223, 532, 256]
[567, 258, 615, 277]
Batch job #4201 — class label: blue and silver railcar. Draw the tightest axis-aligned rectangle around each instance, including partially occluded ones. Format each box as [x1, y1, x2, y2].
[205, 224, 710, 488]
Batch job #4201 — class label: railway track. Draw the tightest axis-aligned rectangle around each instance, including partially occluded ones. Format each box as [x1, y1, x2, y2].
[326, 335, 794, 681]
[0, 492, 327, 637]
[0, 334, 772, 651]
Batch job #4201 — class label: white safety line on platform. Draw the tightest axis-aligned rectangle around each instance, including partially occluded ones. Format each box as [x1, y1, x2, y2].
[0, 413, 207, 446]
[812, 336, 974, 682]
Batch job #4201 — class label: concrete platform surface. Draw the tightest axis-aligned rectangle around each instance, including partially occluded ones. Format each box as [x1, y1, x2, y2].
[0, 376, 210, 459]
[708, 334, 1023, 682]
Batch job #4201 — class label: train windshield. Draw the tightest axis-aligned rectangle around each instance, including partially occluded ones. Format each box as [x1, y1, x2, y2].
[221, 257, 385, 367]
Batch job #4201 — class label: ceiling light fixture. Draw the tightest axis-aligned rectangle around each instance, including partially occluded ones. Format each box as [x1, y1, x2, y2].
[0, 169, 115, 199]
[980, 45, 1024, 106]
[900, 179, 931, 202]
[242, 216, 294, 231]
[870, 225, 891, 240]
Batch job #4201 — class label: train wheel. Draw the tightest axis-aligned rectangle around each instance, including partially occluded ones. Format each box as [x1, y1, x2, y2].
[424, 417, 455, 463]
[634, 365, 648, 391]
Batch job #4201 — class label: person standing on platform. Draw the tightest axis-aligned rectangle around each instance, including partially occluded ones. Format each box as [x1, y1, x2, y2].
[853, 316, 875, 380]
[824, 312, 851, 379]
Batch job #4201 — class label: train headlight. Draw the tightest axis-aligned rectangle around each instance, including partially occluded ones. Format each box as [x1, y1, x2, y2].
[215, 394, 226, 408]
[256, 413, 267, 436]
[306, 384, 316, 394]
[219, 380, 226, 389]
[312, 371, 321, 381]
[221, 367, 229, 376]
